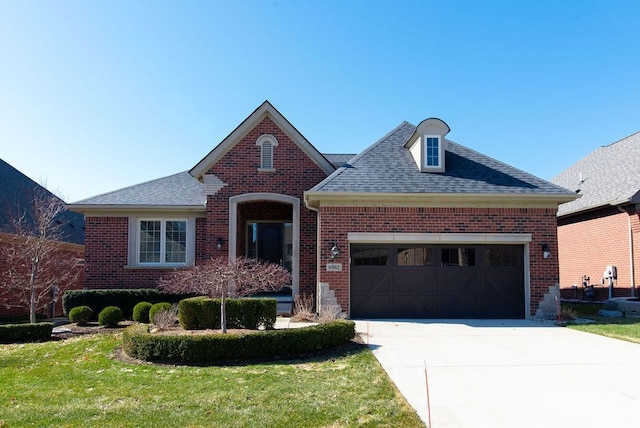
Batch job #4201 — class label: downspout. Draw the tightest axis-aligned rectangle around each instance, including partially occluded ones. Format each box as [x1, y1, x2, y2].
[617, 206, 636, 297]
[304, 195, 322, 313]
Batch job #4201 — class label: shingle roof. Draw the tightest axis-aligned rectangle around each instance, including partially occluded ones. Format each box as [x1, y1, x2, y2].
[323, 153, 357, 169]
[310, 122, 575, 196]
[0, 158, 85, 245]
[551, 131, 640, 217]
[70, 171, 206, 207]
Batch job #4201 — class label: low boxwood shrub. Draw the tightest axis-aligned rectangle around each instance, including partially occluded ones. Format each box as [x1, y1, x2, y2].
[98, 306, 123, 327]
[122, 319, 356, 364]
[0, 322, 53, 344]
[68, 305, 93, 325]
[178, 297, 277, 330]
[62, 289, 196, 319]
[149, 302, 173, 324]
[133, 302, 153, 323]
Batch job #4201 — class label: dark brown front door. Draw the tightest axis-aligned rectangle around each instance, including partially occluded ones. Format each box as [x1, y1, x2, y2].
[350, 244, 525, 319]
[257, 223, 283, 266]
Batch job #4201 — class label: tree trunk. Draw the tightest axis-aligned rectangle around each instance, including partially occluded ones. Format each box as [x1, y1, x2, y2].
[29, 257, 38, 324]
[220, 294, 227, 334]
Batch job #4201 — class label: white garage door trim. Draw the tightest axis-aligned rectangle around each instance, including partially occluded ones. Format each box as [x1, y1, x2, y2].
[347, 232, 532, 319]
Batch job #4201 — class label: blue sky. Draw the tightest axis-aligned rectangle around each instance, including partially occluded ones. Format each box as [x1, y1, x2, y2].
[1, 1, 639, 202]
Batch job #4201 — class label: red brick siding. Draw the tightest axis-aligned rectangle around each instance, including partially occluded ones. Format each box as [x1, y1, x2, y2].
[84, 216, 209, 289]
[203, 116, 327, 297]
[558, 207, 639, 299]
[317, 206, 559, 317]
[83, 116, 327, 298]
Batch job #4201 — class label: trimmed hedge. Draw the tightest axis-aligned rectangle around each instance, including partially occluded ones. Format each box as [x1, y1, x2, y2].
[62, 289, 196, 319]
[122, 319, 356, 364]
[133, 302, 153, 323]
[98, 306, 123, 327]
[0, 322, 53, 344]
[178, 297, 277, 330]
[68, 306, 93, 325]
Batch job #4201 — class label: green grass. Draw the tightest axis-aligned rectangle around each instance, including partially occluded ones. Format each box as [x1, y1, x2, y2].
[568, 317, 640, 344]
[0, 334, 424, 427]
[563, 302, 640, 344]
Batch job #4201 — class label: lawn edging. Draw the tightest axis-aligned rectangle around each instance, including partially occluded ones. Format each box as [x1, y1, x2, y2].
[121, 319, 356, 364]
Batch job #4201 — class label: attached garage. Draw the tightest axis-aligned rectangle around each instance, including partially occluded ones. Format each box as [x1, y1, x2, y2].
[350, 244, 525, 319]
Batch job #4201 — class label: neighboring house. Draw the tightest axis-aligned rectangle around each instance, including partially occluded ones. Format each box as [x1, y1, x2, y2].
[69, 101, 576, 319]
[551, 131, 640, 301]
[0, 159, 85, 318]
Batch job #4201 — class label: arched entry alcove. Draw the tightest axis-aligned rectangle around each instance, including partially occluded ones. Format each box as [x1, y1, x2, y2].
[229, 193, 300, 297]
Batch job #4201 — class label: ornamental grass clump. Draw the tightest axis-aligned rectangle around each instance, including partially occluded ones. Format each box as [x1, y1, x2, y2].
[98, 306, 123, 327]
[149, 302, 173, 324]
[153, 304, 178, 330]
[68, 305, 93, 326]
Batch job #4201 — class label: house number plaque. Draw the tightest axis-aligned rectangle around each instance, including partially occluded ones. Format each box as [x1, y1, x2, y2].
[326, 263, 342, 272]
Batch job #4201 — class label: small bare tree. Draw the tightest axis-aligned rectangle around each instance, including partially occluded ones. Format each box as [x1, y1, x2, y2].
[0, 189, 83, 323]
[159, 256, 291, 333]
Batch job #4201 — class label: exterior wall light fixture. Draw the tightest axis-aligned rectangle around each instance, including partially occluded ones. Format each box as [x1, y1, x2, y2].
[542, 244, 551, 259]
[217, 237, 225, 250]
[330, 243, 339, 259]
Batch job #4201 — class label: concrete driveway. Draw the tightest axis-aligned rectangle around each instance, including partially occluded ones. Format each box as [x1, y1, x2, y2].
[354, 319, 640, 428]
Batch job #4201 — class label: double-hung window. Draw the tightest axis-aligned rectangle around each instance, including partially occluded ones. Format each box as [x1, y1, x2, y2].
[423, 135, 443, 171]
[138, 219, 187, 265]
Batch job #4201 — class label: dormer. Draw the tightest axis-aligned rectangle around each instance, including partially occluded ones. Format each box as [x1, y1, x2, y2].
[404, 118, 451, 173]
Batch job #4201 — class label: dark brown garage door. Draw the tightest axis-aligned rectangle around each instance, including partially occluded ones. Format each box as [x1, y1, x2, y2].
[350, 244, 525, 319]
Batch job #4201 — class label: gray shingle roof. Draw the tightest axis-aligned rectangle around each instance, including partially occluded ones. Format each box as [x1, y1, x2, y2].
[310, 122, 574, 196]
[323, 153, 357, 169]
[70, 171, 206, 207]
[551, 131, 640, 217]
[0, 158, 85, 245]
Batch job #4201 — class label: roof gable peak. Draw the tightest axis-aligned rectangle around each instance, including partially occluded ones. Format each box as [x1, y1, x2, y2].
[190, 101, 335, 178]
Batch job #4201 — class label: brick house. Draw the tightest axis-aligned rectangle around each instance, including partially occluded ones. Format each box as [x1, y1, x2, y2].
[69, 101, 576, 319]
[551, 131, 640, 301]
[0, 159, 85, 318]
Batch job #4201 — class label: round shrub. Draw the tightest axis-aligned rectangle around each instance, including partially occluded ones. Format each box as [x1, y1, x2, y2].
[98, 306, 123, 327]
[68, 305, 93, 325]
[133, 301, 153, 323]
[149, 302, 172, 324]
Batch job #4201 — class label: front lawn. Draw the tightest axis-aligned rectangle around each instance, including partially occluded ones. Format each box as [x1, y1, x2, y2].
[0, 333, 423, 427]
[563, 302, 640, 343]
[568, 317, 640, 344]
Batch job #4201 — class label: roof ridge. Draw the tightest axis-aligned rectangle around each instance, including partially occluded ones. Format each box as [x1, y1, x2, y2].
[309, 122, 413, 192]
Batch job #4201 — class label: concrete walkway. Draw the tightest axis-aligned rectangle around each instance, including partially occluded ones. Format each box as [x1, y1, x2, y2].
[355, 319, 640, 428]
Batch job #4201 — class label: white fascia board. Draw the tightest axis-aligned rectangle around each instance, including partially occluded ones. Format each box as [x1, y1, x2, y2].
[348, 232, 532, 244]
[67, 204, 207, 216]
[305, 191, 577, 209]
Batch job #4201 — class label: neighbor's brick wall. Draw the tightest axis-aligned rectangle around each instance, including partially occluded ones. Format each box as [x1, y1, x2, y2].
[558, 207, 639, 299]
[204, 116, 328, 298]
[0, 233, 84, 318]
[317, 206, 559, 317]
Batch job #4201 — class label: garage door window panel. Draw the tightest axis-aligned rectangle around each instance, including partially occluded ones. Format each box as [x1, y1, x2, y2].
[397, 247, 432, 266]
[352, 247, 388, 266]
[441, 248, 476, 266]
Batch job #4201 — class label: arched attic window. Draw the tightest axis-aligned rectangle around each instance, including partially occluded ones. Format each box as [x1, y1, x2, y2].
[256, 134, 278, 171]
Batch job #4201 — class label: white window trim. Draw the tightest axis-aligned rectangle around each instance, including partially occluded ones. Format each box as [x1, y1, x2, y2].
[127, 217, 195, 268]
[256, 134, 278, 172]
[422, 134, 444, 172]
